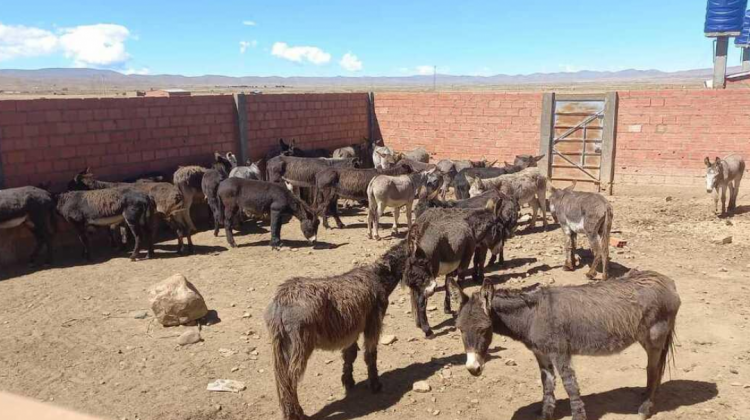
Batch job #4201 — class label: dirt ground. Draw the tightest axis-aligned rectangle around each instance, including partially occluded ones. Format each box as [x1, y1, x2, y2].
[1, 185, 749, 420]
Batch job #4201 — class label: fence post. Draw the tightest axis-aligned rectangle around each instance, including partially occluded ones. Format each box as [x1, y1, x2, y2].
[233, 93, 249, 163]
[538, 92, 555, 180]
[367, 92, 375, 141]
[600, 92, 619, 195]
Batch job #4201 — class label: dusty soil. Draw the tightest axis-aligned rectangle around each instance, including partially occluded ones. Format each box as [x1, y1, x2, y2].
[1, 186, 749, 420]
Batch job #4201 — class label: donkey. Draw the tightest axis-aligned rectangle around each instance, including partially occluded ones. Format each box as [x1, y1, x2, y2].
[0, 186, 56, 266]
[217, 178, 320, 249]
[704, 155, 745, 215]
[366, 168, 442, 240]
[68, 169, 193, 254]
[454, 154, 544, 199]
[229, 158, 264, 180]
[404, 201, 511, 337]
[265, 242, 408, 420]
[453, 269, 681, 420]
[314, 165, 412, 229]
[404, 147, 430, 163]
[467, 167, 548, 230]
[55, 187, 155, 261]
[436, 158, 495, 200]
[372, 145, 395, 169]
[549, 184, 613, 280]
[173, 152, 234, 232]
[201, 153, 236, 237]
[333, 137, 374, 167]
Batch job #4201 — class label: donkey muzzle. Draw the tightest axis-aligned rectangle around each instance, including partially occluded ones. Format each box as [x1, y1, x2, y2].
[466, 352, 483, 377]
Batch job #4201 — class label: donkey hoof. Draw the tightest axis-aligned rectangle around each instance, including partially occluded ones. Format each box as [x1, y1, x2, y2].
[369, 380, 383, 394]
[585, 272, 596, 280]
[563, 264, 575, 272]
[424, 330, 435, 339]
[336, 223, 346, 229]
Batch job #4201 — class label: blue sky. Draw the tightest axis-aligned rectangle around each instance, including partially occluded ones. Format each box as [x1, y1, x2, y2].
[0, 0, 744, 77]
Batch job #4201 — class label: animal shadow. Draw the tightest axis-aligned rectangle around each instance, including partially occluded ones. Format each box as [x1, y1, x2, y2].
[510, 380, 718, 420]
[241, 239, 337, 249]
[312, 354, 464, 420]
[153, 244, 228, 257]
[722, 205, 750, 217]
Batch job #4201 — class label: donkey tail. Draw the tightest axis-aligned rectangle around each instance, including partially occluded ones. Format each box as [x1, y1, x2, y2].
[659, 327, 677, 381]
[266, 305, 298, 416]
[367, 176, 380, 234]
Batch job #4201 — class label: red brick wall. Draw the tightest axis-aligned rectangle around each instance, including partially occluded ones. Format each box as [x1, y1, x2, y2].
[0, 93, 370, 190]
[246, 93, 369, 160]
[374, 92, 542, 163]
[616, 89, 750, 186]
[0, 95, 237, 189]
[374, 90, 750, 186]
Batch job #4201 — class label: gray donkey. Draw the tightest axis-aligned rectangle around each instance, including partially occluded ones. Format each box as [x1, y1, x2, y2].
[366, 168, 442, 240]
[467, 167, 548, 230]
[452, 268, 681, 420]
[705, 155, 745, 215]
[265, 242, 408, 420]
[548, 184, 612, 280]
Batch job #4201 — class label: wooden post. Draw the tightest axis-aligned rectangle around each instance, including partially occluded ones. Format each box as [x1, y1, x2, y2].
[538, 92, 555, 180]
[600, 92, 619, 195]
[713, 37, 729, 89]
[367, 92, 375, 141]
[233, 93, 249, 163]
[743, 48, 750, 72]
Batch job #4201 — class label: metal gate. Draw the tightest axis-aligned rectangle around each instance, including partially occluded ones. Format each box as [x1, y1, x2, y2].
[539, 93, 617, 194]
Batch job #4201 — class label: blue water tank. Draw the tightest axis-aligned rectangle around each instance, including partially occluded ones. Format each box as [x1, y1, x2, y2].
[704, 0, 748, 35]
[735, 10, 750, 45]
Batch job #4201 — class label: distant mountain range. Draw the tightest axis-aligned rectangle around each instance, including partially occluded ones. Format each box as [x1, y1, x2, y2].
[0, 66, 738, 92]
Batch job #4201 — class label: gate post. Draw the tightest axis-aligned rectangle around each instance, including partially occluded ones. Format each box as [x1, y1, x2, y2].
[538, 93, 555, 180]
[233, 93, 249, 163]
[600, 92, 618, 195]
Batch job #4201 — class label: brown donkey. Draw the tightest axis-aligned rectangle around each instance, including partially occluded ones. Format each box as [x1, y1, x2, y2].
[452, 269, 680, 420]
[265, 242, 408, 420]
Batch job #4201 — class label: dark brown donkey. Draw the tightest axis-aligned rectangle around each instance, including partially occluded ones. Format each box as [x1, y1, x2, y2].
[452, 269, 680, 420]
[548, 183, 613, 280]
[265, 242, 408, 420]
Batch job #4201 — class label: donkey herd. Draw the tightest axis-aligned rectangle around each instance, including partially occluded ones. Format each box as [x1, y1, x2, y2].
[0, 134, 746, 420]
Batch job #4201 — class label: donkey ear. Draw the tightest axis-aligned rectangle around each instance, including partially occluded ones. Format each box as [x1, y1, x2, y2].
[534, 154, 545, 162]
[447, 278, 469, 309]
[704, 157, 711, 167]
[488, 160, 498, 167]
[484, 198, 496, 211]
[564, 181, 576, 191]
[480, 280, 495, 316]
[715, 156, 721, 165]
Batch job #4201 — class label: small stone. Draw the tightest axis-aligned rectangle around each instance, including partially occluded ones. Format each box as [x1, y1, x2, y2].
[470, 399, 479, 404]
[712, 236, 732, 245]
[440, 369, 452, 379]
[219, 348, 237, 357]
[505, 359, 517, 366]
[148, 274, 208, 327]
[427, 305, 438, 312]
[380, 335, 398, 345]
[177, 329, 201, 346]
[324, 359, 334, 365]
[730, 368, 739, 374]
[412, 381, 431, 393]
[242, 312, 251, 319]
[214, 405, 222, 412]
[83, 296, 92, 301]
[719, 267, 728, 273]
[231, 367, 239, 373]
[665, 196, 673, 202]
[230, 303, 236, 307]
[206, 379, 246, 393]
[731, 382, 742, 387]
[132, 311, 149, 319]
[432, 409, 440, 416]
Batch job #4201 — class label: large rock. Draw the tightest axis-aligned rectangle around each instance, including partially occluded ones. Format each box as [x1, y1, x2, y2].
[149, 274, 208, 327]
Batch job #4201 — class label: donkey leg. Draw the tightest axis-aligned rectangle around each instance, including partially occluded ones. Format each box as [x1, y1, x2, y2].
[125, 219, 143, 261]
[563, 231, 576, 271]
[417, 293, 434, 338]
[720, 185, 727, 215]
[285, 338, 313, 420]
[405, 200, 413, 232]
[391, 206, 400, 236]
[27, 225, 45, 267]
[73, 224, 91, 260]
[731, 177, 742, 210]
[534, 352, 557, 420]
[529, 198, 539, 230]
[638, 322, 671, 419]
[585, 232, 601, 280]
[553, 354, 587, 420]
[341, 343, 359, 391]
[224, 205, 240, 248]
[363, 313, 384, 393]
[443, 275, 454, 315]
[330, 195, 345, 229]
[270, 210, 283, 249]
[728, 182, 736, 211]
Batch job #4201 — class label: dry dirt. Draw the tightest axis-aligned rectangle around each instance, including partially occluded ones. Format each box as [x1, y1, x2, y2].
[1, 186, 749, 420]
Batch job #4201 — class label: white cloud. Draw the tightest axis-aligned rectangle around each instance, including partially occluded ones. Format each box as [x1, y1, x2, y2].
[239, 40, 258, 54]
[271, 42, 330, 65]
[123, 67, 150, 75]
[0, 23, 58, 61]
[0, 22, 134, 69]
[59, 24, 131, 67]
[242, 20, 256, 26]
[559, 64, 582, 73]
[416, 65, 434, 75]
[339, 52, 362, 71]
